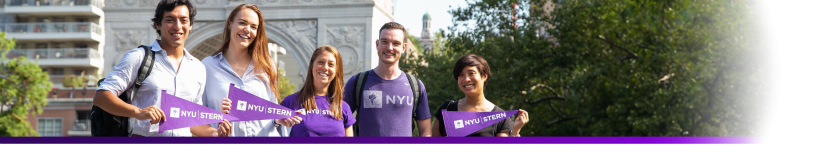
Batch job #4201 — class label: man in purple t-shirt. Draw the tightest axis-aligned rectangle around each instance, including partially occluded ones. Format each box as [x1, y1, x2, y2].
[343, 22, 432, 137]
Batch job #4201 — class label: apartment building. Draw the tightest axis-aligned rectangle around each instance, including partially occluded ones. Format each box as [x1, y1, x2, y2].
[0, 0, 105, 137]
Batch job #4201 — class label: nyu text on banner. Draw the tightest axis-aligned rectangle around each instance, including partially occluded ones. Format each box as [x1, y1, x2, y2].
[441, 109, 520, 137]
[159, 90, 239, 133]
[227, 83, 302, 121]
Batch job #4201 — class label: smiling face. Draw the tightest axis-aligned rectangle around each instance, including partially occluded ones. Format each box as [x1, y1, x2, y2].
[228, 8, 259, 50]
[375, 29, 407, 65]
[457, 65, 487, 95]
[312, 51, 337, 90]
[156, 5, 192, 49]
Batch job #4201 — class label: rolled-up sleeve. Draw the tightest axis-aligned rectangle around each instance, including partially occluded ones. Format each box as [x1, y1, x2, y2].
[97, 48, 144, 95]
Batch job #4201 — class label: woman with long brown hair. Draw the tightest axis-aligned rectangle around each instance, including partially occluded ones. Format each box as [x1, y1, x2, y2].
[201, 4, 301, 137]
[280, 45, 355, 137]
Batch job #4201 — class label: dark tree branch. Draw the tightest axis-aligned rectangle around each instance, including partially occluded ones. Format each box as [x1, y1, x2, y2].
[547, 103, 563, 117]
[526, 84, 561, 98]
[595, 35, 639, 61]
[546, 116, 580, 126]
[526, 97, 565, 104]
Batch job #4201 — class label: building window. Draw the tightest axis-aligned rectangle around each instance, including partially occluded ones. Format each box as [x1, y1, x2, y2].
[38, 118, 63, 137]
[53, 68, 64, 75]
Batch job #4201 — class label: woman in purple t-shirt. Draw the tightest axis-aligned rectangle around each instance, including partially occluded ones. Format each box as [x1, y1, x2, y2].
[280, 45, 356, 137]
[432, 54, 530, 137]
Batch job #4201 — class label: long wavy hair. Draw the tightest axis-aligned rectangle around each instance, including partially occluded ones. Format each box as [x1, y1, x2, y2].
[214, 4, 280, 100]
[296, 45, 345, 120]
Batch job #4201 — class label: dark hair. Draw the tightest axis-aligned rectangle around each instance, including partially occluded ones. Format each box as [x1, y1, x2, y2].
[453, 54, 492, 87]
[378, 22, 408, 39]
[151, 0, 197, 36]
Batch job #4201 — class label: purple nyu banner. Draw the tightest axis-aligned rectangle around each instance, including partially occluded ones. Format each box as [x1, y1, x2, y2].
[227, 83, 301, 121]
[441, 109, 520, 137]
[159, 90, 238, 133]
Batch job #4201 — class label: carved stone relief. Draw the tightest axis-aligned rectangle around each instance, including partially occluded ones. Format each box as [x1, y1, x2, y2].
[195, 0, 226, 6]
[140, 0, 160, 7]
[267, 20, 318, 61]
[327, 26, 365, 75]
[112, 30, 148, 68]
[266, 0, 371, 4]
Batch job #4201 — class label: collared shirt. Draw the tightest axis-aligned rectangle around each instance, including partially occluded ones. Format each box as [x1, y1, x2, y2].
[201, 52, 287, 137]
[97, 40, 206, 137]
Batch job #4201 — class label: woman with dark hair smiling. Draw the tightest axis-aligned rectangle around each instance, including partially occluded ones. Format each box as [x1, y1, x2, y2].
[432, 54, 530, 137]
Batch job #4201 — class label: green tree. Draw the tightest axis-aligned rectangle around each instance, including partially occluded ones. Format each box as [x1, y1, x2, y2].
[0, 32, 53, 136]
[277, 68, 296, 102]
[62, 70, 87, 98]
[401, 0, 763, 136]
[406, 30, 424, 52]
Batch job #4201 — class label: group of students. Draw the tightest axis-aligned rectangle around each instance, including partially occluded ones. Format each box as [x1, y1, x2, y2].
[93, 0, 529, 137]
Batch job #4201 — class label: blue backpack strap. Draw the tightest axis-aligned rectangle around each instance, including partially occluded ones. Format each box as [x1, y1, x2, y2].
[352, 70, 370, 136]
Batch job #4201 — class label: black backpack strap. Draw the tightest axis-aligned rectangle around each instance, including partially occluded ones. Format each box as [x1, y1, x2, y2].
[134, 45, 155, 92]
[352, 70, 370, 137]
[405, 73, 421, 132]
[89, 45, 156, 136]
[448, 100, 458, 111]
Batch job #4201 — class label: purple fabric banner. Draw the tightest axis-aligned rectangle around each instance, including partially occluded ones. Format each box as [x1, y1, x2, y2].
[227, 83, 302, 121]
[441, 109, 520, 137]
[159, 90, 238, 133]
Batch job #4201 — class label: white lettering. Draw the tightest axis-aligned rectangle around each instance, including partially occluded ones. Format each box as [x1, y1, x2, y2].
[396, 96, 406, 105]
[386, 95, 395, 104]
[200, 113, 223, 120]
[182, 110, 197, 117]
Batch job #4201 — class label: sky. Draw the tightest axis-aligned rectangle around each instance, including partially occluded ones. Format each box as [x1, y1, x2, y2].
[393, 0, 469, 38]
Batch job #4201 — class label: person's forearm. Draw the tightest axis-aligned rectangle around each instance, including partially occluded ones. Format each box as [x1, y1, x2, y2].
[190, 124, 217, 137]
[93, 90, 140, 118]
[431, 119, 442, 137]
[345, 126, 354, 137]
[416, 118, 432, 137]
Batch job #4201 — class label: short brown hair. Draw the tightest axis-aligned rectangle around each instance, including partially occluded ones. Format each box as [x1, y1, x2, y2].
[378, 22, 408, 40]
[453, 54, 492, 87]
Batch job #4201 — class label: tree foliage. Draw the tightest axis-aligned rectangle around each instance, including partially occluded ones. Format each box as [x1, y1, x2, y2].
[401, 0, 763, 136]
[277, 68, 296, 102]
[0, 32, 53, 136]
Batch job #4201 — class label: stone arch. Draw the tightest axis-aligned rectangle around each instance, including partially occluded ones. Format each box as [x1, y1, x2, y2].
[184, 20, 318, 90]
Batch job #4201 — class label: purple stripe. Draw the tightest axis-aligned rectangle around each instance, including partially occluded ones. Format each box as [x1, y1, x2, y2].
[0, 137, 755, 144]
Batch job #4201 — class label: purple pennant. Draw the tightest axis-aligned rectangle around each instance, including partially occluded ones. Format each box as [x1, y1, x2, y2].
[441, 109, 520, 137]
[227, 83, 302, 122]
[159, 90, 238, 133]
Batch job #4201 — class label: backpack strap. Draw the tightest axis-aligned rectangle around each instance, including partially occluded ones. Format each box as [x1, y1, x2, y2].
[129, 45, 156, 103]
[352, 70, 370, 137]
[405, 73, 421, 132]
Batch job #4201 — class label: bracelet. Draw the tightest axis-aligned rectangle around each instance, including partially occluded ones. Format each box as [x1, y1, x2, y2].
[509, 131, 521, 137]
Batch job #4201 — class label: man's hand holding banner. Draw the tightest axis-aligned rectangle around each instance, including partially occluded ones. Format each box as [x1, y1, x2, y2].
[159, 90, 239, 133]
[441, 109, 520, 137]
